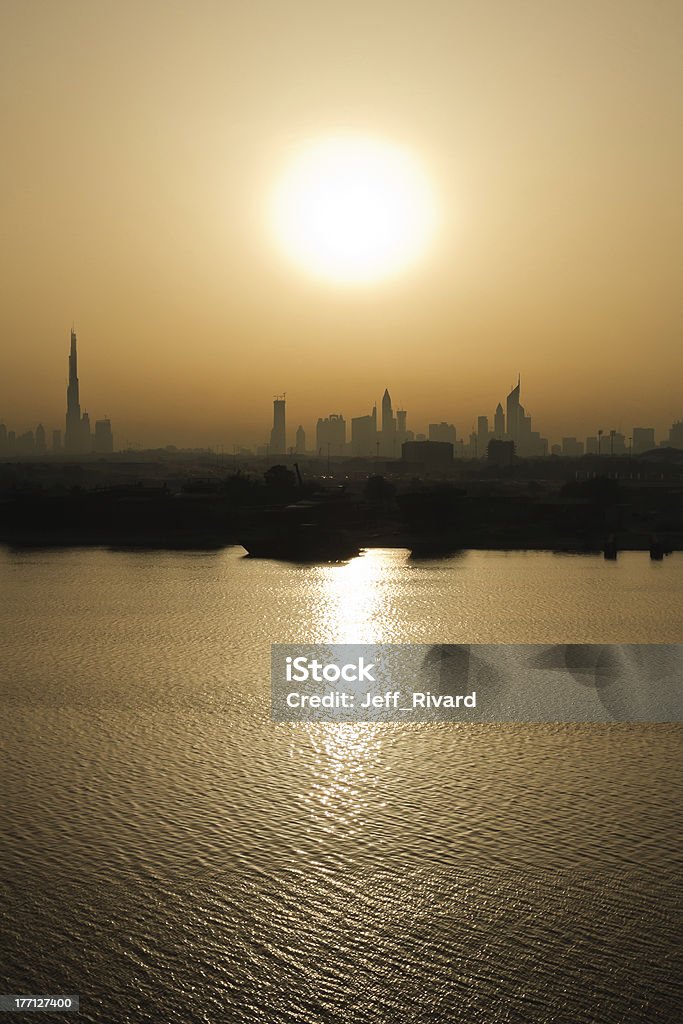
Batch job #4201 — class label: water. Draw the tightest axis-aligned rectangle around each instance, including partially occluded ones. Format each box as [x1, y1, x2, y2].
[1, 548, 681, 1022]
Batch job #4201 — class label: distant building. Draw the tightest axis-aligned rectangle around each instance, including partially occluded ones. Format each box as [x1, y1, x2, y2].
[295, 425, 306, 454]
[316, 414, 346, 455]
[487, 439, 515, 465]
[632, 427, 655, 454]
[16, 430, 35, 454]
[94, 418, 114, 454]
[270, 396, 286, 455]
[585, 436, 598, 455]
[64, 328, 108, 454]
[428, 422, 457, 445]
[505, 377, 522, 444]
[380, 388, 396, 456]
[477, 415, 490, 452]
[402, 439, 454, 469]
[561, 437, 584, 457]
[35, 423, 46, 454]
[351, 405, 378, 456]
[81, 412, 92, 451]
[668, 421, 683, 449]
[493, 402, 505, 439]
[608, 431, 627, 456]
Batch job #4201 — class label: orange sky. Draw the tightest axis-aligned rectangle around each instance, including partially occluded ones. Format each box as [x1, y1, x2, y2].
[1, 0, 681, 448]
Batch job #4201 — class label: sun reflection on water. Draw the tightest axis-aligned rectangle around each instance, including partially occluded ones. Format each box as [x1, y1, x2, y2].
[311, 548, 409, 643]
[302, 722, 387, 835]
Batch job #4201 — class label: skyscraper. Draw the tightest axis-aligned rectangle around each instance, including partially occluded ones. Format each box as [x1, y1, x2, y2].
[494, 402, 505, 439]
[270, 396, 286, 455]
[65, 328, 82, 453]
[381, 388, 396, 455]
[351, 404, 378, 456]
[94, 418, 114, 453]
[35, 423, 46, 453]
[505, 375, 521, 445]
[316, 414, 346, 455]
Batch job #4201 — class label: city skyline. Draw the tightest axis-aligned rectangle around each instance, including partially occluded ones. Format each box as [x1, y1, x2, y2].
[1, 329, 680, 458]
[1, 3, 681, 448]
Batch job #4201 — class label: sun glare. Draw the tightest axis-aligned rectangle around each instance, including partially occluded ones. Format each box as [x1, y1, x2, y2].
[269, 135, 438, 285]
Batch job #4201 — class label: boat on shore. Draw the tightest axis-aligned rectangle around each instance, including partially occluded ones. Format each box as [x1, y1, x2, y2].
[239, 500, 362, 562]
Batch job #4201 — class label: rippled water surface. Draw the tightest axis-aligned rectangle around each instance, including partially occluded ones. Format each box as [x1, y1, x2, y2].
[1, 548, 681, 1023]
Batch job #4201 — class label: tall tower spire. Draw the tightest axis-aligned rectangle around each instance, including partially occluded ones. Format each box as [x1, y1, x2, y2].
[65, 327, 82, 453]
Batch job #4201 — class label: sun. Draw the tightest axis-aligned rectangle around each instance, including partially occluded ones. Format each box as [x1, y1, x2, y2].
[269, 134, 438, 285]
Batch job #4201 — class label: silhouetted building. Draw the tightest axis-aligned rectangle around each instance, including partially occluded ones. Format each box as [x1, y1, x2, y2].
[667, 421, 683, 449]
[35, 423, 46, 453]
[562, 437, 584, 457]
[16, 430, 35, 454]
[402, 439, 454, 469]
[64, 328, 102, 454]
[505, 376, 521, 445]
[487, 439, 515, 465]
[585, 436, 598, 455]
[632, 427, 655, 454]
[295, 425, 306, 454]
[81, 412, 92, 451]
[94, 418, 114, 454]
[608, 430, 627, 456]
[351, 404, 378, 456]
[494, 402, 505, 439]
[497, 375, 546, 456]
[316, 414, 346, 455]
[380, 388, 396, 456]
[270, 396, 286, 455]
[429, 422, 457, 445]
[0, 423, 7, 453]
[65, 328, 83, 453]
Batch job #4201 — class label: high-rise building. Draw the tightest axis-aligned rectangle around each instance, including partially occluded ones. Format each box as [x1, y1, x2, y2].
[316, 414, 346, 455]
[65, 328, 82, 453]
[667, 421, 683, 449]
[270, 396, 286, 455]
[561, 437, 584, 457]
[64, 328, 101, 454]
[632, 427, 655, 454]
[499, 375, 546, 456]
[351, 404, 378, 456]
[380, 388, 396, 455]
[295, 425, 306, 454]
[35, 423, 46, 453]
[94, 418, 114, 454]
[494, 402, 505, 439]
[81, 412, 91, 452]
[16, 430, 35, 454]
[505, 376, 521, 444]
[429, 422, 457, 445]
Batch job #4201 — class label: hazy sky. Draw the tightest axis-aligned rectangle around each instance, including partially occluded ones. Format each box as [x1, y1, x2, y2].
[1, 0, 681, 447]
